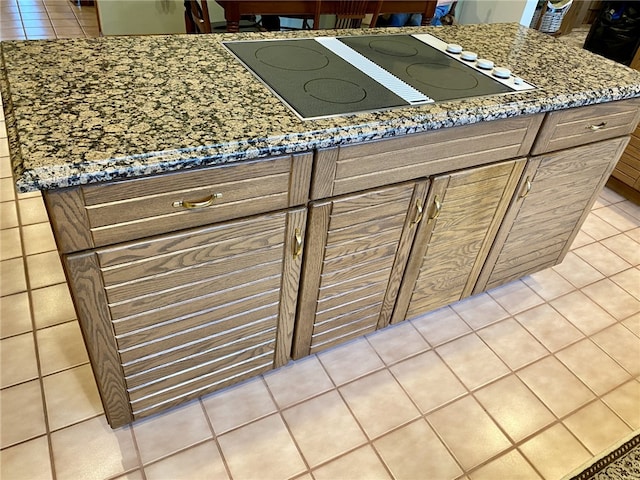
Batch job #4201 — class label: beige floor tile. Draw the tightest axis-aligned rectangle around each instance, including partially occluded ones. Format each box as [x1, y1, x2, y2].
[366, 321, 429, 365]
[0, 200, 18, 228]
[218, 413, 306, 480]
[202, 376, 276, 435]
[313, 445, 391, 480]
[611, 268, 640, 300]
[594, 204, 639, 232]
[515, 304, 584, 352]
[0, 291, 32, 338]
[602, 380, 640, 429]
[627, 227, 640, 243]
[317, 337, 384, 386]
[390, 350, 467, 413]
[16, 189, 42, 199]
[26, 250, 65, 289]
[487, 280, 545, 315]
[374, 419, 462, 480]
[0, 257, 27, 296]
[598, 188, 626, 205]
[43, 364, 103, 431]
[0, 379, 47, 448]
[467, 449, 542, 480]
[564, 400, 632, 455]
[410, 305, 471, 347]
[582, 278, 640, 320]
[550, 291, 617, 336]
[339, 370, 420, 439]
[519, 424, 591, 480]
[21, 222, 56, 255]
[36, 321, 89, 375]
[477, 319, 548, 370]
[282, 390, 366, 467]
[427, 395, 511, 471]
[592, 324, 640, 376]
[133, 400, 212, 465]
[436, 334, 510, 390]
[579, 213, 621, 240]
[1, 177, 16, 201]
[570, 230, 596, 249]
[17, 195, 48, 225]
[31, 283, 76, 328]
[552, 251, 605, 288]
[264, 355, 334, 408]
[523, 269, 575, 301]
[1, 227, 22, 260]
[556, 339, 631, 395]
[0, 155, 11, 176]
[517, 357, 595, 418]
[51, 416, 138, 480]
[1, 332, 38, 388]
[108, 471, 144, 480]
[450, 292, 509, 329]
[573, 242, 632, 276]
[0, 435, 52, 480]
[474, 375, 555, 443]
[601, 234, 640, 266]
[616, 200, 640, 221]
[53, 27, 85, 37]
[623, 311, 640, 336]
[144, 440, 229, 480]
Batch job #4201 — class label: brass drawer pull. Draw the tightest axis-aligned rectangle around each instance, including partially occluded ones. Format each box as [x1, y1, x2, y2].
[520, 177, 532, 199]
[293, 228, 302, 259]
[586, 121, 607, 131]
[412, 199, 424, 225]
[172, 193, 222, 209]
[427, 195, 442, 224]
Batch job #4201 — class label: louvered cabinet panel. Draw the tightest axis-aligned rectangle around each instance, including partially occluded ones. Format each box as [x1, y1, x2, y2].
[64, 208, 306, 426]
[476, 137, 629, 292]
[293, 181, 427, 358]
[392, 159, 526, 323]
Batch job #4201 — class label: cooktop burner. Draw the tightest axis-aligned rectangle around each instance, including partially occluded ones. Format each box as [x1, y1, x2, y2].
[223, 34, 535, 120]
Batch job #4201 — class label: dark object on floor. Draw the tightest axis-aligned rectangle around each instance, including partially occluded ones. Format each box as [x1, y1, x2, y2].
[583, 1, 640, 66]
[568, 433, 640, 480]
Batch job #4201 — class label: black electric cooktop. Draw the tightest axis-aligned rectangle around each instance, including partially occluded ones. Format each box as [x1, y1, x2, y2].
[224, 34, 535, 120]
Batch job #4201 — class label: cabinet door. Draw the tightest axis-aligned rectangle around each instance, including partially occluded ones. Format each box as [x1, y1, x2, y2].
[64, 208, 306, 427]
[293, 181, 427, 358]
[392, 159, 526, 322]
[475, 137, 629, 292]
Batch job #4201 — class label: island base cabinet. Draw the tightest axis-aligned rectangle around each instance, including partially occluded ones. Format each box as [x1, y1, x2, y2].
[64, 208, 307, 428]
[475, 136, 630, 292]
[391, 158, 527, 323]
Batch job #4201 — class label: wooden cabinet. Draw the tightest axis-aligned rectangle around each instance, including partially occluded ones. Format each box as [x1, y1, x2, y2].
[475, 137, 629, 292]
[608, 123, 640, 203]
[293, 181, 426, 358]
[392, 159, 526, 322]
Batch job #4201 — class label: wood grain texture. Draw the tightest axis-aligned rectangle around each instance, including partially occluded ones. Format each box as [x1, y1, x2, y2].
[289, 153, 313, 206]
[44, 187, 94, 254]
[63, 252, 132, 428]
[311, 147, 338, 200]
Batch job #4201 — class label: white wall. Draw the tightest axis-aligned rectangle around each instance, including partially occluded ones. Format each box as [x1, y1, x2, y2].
[456, 0, 539, 26]
[97, 0, 188, 35]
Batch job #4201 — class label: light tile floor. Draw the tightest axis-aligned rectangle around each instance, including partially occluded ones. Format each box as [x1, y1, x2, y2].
[1, 4, 640, 479]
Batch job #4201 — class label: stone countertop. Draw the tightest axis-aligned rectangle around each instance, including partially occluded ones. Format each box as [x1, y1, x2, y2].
[2, 23, 640, 192]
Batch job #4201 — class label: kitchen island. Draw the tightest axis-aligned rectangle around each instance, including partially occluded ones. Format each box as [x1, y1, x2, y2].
[2, 23, 640, 428]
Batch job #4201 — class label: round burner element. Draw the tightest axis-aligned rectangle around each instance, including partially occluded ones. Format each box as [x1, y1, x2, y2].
[304, 78, 367, 104]
[368, 39, 418, 57]
[255, 45, 329, 71]
[406, 62, 479, 90]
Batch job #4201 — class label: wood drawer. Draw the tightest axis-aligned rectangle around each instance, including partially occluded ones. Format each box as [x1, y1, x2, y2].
[45, 153, 312, 253]
[531, 98, 640, 155]
[310, 115, 543, 199]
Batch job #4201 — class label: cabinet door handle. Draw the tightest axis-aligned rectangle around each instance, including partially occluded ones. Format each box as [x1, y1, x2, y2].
[586, 121, 607, 131]
[172, 193, 222, 209]
[293, 228, 303, 259]
[412, 199, 424, 225]
[427, 195, 442, 224]
[519, 177, 532, 199]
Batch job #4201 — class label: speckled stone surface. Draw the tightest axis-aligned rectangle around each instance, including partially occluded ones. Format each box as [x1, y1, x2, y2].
[2, 23, 640, 192]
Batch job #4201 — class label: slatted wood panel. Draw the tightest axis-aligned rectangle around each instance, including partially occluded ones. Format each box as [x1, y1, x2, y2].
[66, 210, 305, 424]
[531, 98, 640, 155]
[612, 124, 640, 189]
[477, 137, 629, 292]
[392, 159, 525, 323]
[311, 115, 543, 199]
[44, 153, 313, 253]
[293, 181, 426, 358]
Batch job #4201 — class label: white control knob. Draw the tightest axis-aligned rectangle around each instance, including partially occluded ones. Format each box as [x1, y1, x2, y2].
[460, 51, 478, 61]
[476, 59, 494, 70]
[492, 67, 511, 79]
[446, 44, 463, 54]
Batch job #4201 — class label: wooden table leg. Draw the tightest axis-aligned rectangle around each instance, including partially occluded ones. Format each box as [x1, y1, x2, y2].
[225, 2, 240, 32]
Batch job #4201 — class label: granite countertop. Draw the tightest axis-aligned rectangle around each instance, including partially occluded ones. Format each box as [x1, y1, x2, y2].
[2, 22, 640, 192]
